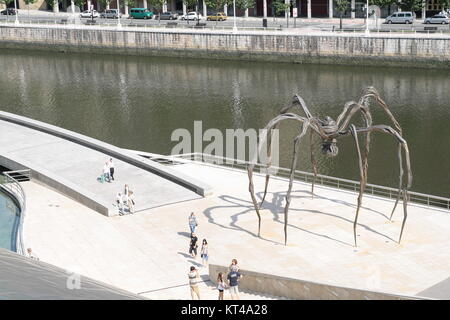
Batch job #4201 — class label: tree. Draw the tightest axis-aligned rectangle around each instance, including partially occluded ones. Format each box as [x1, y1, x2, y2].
[369, 0, 395, 8]
[97, 0, 111, 12]
[436, 0, 450, 11]
[236, 0, 254, 26]
[148, 0, 165, 23]
[74, 0, 86, 11]
[396, 0, 424, 11]
[236, 0, 255, 13]
[335, 0, 350, 30]
[24, 0, 38, 20]
[183, 0, 203, 24]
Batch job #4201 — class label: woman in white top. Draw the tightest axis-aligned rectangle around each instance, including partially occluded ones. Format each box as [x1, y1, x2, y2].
[217, 272, 227, 300]
[200, 239, 209, 267]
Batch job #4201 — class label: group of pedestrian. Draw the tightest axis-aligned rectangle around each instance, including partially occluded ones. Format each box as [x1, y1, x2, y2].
[186, 212, 243, 300]
[116, 183, 135, 215]
[188, 212, 209, 268]
[100, 158, 115, 183]
[216, 259, 242, 300]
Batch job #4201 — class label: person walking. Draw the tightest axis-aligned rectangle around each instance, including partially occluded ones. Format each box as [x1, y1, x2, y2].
[109, 158, 115, 181]
[103, 162, 110, 183]
[188, 212, 198, 233]
[116, 192, 123, 215]
[128, 190, 135, 214]
[217, 272, 227, 300]
[27, 248, 39, 261]
[188, 266, 201, 300]
[227, 266, 242, 300]
[189, 232, 198, 258]
[200, 239, 209, 268]
[229, 258, 239, 272]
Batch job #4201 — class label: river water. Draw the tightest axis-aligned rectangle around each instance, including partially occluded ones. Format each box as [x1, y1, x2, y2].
[0, 49, 448, 197]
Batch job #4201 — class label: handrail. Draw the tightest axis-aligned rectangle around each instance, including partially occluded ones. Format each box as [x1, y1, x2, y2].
[133, 152, 449, 211]
[0, 169, 30, 255]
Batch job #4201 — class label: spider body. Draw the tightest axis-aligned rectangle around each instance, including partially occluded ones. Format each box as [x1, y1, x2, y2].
[247, 87, 412, 247]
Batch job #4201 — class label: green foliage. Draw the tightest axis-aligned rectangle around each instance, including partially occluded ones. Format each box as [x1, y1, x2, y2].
[436, 0, 450, 9]
[124, 0, 135, 7]
[236, 0, 255, 10]
[44, 0, 57, 8]
[97, 0, 111, 10]
[0, 0, 13, 5]
[368, 0, 395, 8]
[148, 0, 165, 10]
[396, 0, 424, 11]
[272, 0, 291, 16]
[204, 0, 232, 12]
[24, 0, 38, 5]
[73, 0, 86, 9]
[335, 0, 350, 14]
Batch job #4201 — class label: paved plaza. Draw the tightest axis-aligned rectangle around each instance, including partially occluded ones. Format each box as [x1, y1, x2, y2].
[22, 158, 450, 299]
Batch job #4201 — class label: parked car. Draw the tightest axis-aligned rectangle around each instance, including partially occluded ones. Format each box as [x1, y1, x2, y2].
[207, 12, 227, 21]
[129, 8, 153, 19]
[158, 11, 178, 20]
[424, 14, 450, 24]
[1, 8, 17, 15]
[384, 12, 414, 24]
[181, 12, 202, 21]
[80, 10, 99, 18]
[100, 9, 121, 19]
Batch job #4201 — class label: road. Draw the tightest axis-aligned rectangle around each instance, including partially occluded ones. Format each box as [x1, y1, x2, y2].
[1, 10, 450, 32]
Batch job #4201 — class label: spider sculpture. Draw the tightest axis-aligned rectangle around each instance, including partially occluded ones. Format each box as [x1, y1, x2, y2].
[247, 87, 412, 247]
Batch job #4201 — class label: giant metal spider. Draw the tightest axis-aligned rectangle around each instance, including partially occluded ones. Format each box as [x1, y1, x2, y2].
[247, 87, 412, 247]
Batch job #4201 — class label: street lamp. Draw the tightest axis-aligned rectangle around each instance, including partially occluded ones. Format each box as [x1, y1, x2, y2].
[116, 0, 122, 28]
[14, 0, 19, 24]
[233, 0, 237, 32]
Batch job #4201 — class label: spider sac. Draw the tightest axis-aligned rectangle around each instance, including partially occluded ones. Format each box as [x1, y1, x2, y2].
[318, 116, 339, 157]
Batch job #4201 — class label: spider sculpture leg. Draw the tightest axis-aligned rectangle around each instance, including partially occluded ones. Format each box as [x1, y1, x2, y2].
[309, 129, 318, 199]
[283, 123, 309, 245]
[390, 144, 404, 221]
[356, 125, 412, 243]
[247, 113, 309, 238]
[349, 124, 365, 247]
[260, 124, 278, 208]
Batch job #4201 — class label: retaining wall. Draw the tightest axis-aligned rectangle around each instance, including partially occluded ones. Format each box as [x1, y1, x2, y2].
[209, 264, 426, 300]
[0, 25, 449, 68]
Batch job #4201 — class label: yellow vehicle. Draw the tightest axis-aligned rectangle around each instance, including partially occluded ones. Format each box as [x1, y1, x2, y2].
[206, 12, 227, 21]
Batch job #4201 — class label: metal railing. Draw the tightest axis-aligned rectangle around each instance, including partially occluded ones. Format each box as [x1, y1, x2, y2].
[154, 152, 449, 211]
[0, 169, 31, 255]
[2, 18, 449, 36]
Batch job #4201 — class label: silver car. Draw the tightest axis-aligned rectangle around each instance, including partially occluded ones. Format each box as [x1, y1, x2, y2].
[385, 12, 414, 24]
[424, 14, 450, 24]
[100, 9, 122, 19]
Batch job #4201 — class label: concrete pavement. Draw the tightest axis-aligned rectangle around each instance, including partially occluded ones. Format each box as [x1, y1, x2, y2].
[21, 157, 450, 299]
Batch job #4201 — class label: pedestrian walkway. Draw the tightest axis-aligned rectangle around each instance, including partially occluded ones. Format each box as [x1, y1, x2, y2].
[21, 155, 450, 299]
[0, 117, 203, 216]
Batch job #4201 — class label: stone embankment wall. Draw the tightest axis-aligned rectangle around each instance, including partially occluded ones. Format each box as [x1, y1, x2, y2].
[0, 25, 449, 68]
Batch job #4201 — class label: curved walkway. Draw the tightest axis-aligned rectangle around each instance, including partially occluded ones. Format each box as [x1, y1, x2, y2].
[0, 112, 209, 216]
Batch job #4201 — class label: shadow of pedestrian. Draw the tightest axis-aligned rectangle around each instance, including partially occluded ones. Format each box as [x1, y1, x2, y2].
[177, 231, 192, 238]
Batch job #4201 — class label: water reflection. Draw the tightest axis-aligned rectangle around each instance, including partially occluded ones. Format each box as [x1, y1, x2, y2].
[0, 49, 449, 197]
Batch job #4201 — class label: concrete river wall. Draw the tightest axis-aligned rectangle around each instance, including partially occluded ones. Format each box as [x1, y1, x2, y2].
[0, 25, 449, 68]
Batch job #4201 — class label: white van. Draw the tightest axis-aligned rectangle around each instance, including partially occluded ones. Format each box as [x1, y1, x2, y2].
[385, 12, 414, 24]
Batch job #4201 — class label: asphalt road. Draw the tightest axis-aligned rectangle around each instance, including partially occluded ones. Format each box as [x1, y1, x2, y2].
[1, 13, 450, 32]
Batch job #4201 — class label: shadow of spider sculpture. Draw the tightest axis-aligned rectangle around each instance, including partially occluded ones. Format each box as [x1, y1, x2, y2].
[247, 87, 412, 247]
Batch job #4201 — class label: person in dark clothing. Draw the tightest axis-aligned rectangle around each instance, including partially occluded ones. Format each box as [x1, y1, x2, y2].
[227, 269, 242, 300]
[189, 233, 199, 258]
